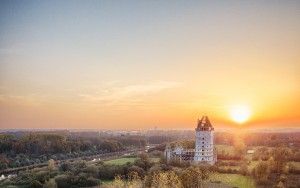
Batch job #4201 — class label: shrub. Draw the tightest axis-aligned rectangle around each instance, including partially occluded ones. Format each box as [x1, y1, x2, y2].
[55, 174, 72, 188]
[30, 180, 43, 188]
[128, 165, 145, 178]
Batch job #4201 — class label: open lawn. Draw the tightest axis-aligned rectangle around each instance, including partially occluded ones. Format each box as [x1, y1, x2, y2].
[104, 157, 160, 166]
[104, 157, 136, 165]
[210, 173, 255, 188]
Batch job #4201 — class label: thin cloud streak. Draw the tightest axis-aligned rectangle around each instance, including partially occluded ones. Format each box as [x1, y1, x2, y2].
[78, 81, 182, 105]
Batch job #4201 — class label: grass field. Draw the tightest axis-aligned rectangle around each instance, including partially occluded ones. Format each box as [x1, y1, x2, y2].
[104, 157, 136, 165]
[210, 173, 255, 188]
[104, 157, 160, 165]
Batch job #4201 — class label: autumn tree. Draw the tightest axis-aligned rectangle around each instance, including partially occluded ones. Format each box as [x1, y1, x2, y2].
[151, 171, 182, 188]
[252, 160, 270, 184]
[239, 161, 249, 175]
[44, 179, 57, 188]
[233, 135, 246, 158]
[272, 147, 291, 173]
[48, 159, 55, 172]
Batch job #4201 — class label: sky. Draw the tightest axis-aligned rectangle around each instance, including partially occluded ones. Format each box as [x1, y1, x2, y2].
[0, 1, 299, 130]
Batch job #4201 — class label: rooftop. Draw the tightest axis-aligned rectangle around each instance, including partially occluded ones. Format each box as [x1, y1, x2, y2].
[196, 116, 214, 131]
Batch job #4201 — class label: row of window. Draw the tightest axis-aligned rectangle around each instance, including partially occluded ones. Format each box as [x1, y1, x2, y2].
[195, 157, 213, 161]
[196, 148, 213, 152]
[196, 145, 213, 149]
[195, 153, 213, 156]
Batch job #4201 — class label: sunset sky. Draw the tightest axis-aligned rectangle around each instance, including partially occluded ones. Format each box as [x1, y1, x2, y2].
[0, 1, 299, 130]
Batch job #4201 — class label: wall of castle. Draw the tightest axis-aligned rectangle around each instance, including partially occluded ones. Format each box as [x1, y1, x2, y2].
[194, 130, 215, 163]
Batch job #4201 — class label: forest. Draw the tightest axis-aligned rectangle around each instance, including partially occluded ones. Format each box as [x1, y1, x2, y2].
[0, 130, 299, 188]
[0, 132, 145, 170]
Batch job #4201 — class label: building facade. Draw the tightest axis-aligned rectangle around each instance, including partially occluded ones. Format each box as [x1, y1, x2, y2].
[165, 116, 216, 165]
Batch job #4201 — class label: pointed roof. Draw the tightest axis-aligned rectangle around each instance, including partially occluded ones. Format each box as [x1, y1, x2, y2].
[196, 116, 214, 131]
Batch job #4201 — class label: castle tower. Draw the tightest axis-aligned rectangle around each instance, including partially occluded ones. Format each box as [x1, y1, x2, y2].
[194, 116, 216, 165]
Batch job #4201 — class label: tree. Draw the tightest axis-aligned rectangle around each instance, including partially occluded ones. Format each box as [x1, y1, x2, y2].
[30, 180, 43, 188]
[128, 165, 145, 178]
[233, 136, 246, 158]
[83, 164, 99, 178]
[239, 161, 249, 176]
[273, 147, 291, 173]
[134, 153, 153, 171]
[76, 174, 100, 187]
[59, 162, 71, 172]
[106, 175, 127, 188]
[252, 160, 270, 184]
[48, 159, 55, 172]
[267, 156, 275, 172]
[180, 167, 199, 188]
[275, 181, 285, 188]
[43, 179, 57, 188]
[151, 171, 182, 188]
[35, 171, 50, 184]
[55, 175, 72, 188]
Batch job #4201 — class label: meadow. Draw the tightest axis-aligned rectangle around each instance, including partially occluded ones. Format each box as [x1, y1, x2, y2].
[210, 173, 255, 188]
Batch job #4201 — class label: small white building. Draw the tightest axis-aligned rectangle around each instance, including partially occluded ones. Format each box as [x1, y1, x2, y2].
[165, 116, 217, 165]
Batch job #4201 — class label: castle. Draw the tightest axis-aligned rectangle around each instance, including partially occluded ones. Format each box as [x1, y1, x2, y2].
[165, 116, 217, 165]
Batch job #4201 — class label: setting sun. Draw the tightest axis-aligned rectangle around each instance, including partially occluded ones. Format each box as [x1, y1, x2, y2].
[230, 105, 251, 124]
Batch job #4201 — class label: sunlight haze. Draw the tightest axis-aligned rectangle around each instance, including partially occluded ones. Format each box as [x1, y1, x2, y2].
[0, 1, 299, 129]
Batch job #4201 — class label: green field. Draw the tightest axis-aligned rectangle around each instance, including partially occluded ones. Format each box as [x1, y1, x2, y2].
[104, 157, 136, 165]
[104, 157, 160, 165]
[210, 173, 255, 188]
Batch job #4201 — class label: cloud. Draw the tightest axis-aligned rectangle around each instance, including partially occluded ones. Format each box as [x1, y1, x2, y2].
[78, 81, 181, 105]
[0, 94, 49, 106]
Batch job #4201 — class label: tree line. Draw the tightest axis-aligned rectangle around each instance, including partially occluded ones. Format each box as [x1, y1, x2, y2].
[0, 133, 146, 170]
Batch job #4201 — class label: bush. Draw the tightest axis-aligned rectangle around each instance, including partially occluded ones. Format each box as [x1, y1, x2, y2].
[128, 165, 145, 178]
[35, 170, 50, 184]
[252, 160, 271, 185]
[43, 179, 57, 188]
[76, 174, 100, 187]
[83, 164, 99, 178]
[55, 174, 72, 188]
[134, 153, 153, 170]
[30, 180, 43, 188]
[59, 162, 71, 172]
[98, 164, 126, 180]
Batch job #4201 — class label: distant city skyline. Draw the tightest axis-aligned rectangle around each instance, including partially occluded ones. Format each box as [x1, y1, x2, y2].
[0, 1, 299, 129]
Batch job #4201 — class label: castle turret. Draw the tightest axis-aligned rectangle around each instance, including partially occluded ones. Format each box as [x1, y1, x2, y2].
[194, 116, 216, 164]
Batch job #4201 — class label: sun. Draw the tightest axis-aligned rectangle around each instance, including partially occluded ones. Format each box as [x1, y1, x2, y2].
[230, 105, 251, 124]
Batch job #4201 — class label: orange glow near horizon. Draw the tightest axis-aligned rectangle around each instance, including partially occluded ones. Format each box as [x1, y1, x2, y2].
[0, 1, 300, 130]
[229, 105, 251, 124]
